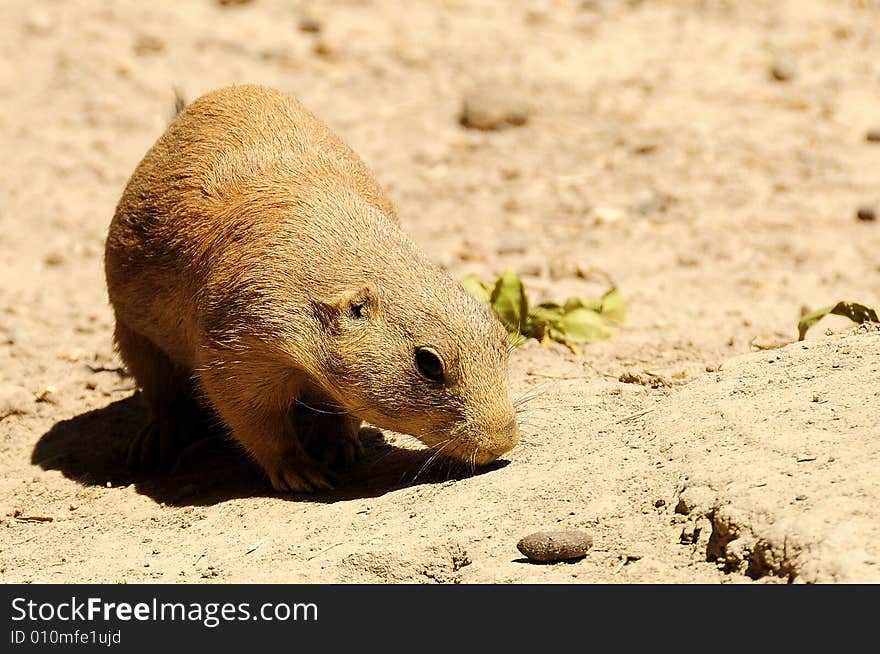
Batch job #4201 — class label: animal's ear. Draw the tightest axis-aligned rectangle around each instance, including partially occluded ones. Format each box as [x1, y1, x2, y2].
[314, 283, 379, 328]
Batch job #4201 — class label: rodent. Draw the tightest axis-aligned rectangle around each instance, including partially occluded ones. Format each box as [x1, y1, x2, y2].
[104, 84, 519, 492]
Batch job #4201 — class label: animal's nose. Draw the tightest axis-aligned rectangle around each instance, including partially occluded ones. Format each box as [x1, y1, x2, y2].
[498, 418, 520, 452]
[482, 417, 520, 460]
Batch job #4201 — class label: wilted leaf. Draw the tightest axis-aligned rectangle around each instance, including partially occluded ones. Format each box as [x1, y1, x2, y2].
[563, 296, 602, 313]
[797, 301, 879, 340]
[599, 287, 626, 324]
[524, 304, 565, 340]
[459, 273, 492, 304]
[458, 270, 625, 352]
[529, 304, 565, 325]
[490, 270, 529, 335]
[557, 307, 615, 344]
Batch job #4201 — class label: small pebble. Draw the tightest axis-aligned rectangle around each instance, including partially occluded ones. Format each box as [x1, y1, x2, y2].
[625, 541, 652, 561]
[44, 251, 65, 266]
[313, 37, 336, 58]
[393, 42, 429, 67]
[24, 9, 53, 35]
[769, 60, 794, 82]
[548, 259, 576, 281]
[501, 198, 520, 212]
[456, 239, 490, 263]
[573, 15, 598, 34]
[411, 142, 448, 167]
[516, 260, 545, 278]
[591, 206, 625, 225]
[517, 530, 593, 563]
[133, 34, 166, 56]
[680, 521, 700, 544]
[619, 370, 670, 389]
[633, 190, 675, 215]
[460, 85, 530, 131]
[298, 16, 322, 33]
[856, 206, 876, 222]
[865, 128, 880, 143]
[496, 235, 529, 256]
[35, 385, 57, 403]
[0, 383, 32, 419]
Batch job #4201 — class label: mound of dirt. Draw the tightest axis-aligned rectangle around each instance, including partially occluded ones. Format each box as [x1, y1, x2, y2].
[649, 326, 880, 582]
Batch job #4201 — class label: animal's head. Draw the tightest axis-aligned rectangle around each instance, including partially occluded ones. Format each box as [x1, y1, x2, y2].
[314, 275, 519, 466]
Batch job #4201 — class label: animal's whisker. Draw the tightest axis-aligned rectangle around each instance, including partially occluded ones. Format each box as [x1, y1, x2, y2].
[369, 442, 412, 466]
[411, 436, 460, 482]
[514, 418, 539, 428]
[513, 391, 549, 409]
[292, 398, 350, 415]
[513, 381, 553, 405]
[515, 390, 548, 402]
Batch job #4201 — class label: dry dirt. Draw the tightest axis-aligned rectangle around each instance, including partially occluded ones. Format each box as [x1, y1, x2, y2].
[2, 0, 879, 584]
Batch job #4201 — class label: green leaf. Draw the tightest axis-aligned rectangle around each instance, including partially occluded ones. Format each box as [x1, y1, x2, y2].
[529, 303, 565, 324]
[490, 270, 529, 335]
[797, 301, 879, 341]
[524, 304, 565, 339]
[461, 270, 625, 352]
[459, 274, 492, 304]
[557, 307, 615, 344]
[547, 324, 570, 348]
[563, 296, 602, 313]
[599, 287, 626, 324]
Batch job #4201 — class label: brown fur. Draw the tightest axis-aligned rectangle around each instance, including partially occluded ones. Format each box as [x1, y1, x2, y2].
[104, 84, 519, 492]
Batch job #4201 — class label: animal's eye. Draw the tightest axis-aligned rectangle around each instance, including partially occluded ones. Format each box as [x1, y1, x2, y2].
[351, 303, 366, 319]
[415, 347, 445, 383]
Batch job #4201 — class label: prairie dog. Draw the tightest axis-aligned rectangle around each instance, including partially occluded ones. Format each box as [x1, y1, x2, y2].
[105, 84, 519, 492]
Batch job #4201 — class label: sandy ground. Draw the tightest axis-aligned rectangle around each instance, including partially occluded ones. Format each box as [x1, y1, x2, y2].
[1, 0, 879, 583]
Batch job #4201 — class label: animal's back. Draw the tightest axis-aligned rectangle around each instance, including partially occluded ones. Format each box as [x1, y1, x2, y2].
[105, 84, 398, 367]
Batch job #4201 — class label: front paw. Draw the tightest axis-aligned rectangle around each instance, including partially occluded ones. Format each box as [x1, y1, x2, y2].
[265, 456, 334, 493]
[127, 417, 178, 471]
[296, 412, 364, 471]
[313, 425, 365, 471]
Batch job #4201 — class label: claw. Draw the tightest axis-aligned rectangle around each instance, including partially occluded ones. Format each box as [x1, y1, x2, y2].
[303, 468, 334, 491]
[127, 421, 159, 470]
[268, 460, 333, 494]
[126, 418, 180, 471]
[311, 429, 364, 472]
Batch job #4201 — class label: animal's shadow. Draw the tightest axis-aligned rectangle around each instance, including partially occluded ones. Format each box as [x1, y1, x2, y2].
[31, 395, 507, 507]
